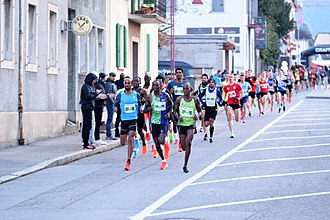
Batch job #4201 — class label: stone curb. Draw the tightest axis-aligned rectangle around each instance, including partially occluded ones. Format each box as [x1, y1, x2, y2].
[0, 140, 121, 185]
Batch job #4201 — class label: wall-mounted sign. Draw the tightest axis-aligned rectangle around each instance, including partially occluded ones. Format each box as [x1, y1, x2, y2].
[187, 28, 212, 34]
[214, 27, 240, 34]
[255, 24, 267, 49]
[71, 15, 93, 36]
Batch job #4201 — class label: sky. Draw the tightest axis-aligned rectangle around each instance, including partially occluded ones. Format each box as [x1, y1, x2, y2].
[301, 0, 330, 38]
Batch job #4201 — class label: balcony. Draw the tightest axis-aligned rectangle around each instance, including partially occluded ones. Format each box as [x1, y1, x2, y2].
[129, 0, 166, 24]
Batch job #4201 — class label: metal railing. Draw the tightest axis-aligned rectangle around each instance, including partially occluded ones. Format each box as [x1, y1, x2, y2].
[131, 0, 166, 19]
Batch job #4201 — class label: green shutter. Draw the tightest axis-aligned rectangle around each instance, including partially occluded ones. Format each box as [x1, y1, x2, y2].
[116, 23, 121, 67]
[131, 0, 135, 13]
[138, 0, 141, 10]
[146, 34, 150, 72]
[124, 26, 127, 68]
[144, 0, 155, 4]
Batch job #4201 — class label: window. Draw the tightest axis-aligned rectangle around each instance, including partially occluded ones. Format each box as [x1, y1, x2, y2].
[1, 0, 15, 69]
[146, 34, 150, 72]
[212, 0, 224, 12]
[97, 28, 104, 72]
[78, 27, 104, 74]
[48, 4, 58, 74]
[26, 0, 38, 72]
[89, 27, 96, 72]
[116, 23, 127, 68]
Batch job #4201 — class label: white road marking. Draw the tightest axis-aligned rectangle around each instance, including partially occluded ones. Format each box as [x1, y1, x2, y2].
[129, 100, 304, 220]
[278, 118, 330, 122]
[273, 122, 330, 127]
[190, 170, 330, 186]
[238, 143, 330, 153]
[217, 154, 330, 167]
[291, 110, 330, 114]
[147, 192, 330, 217]
[284, 114, 330, 118]
[263, 128, 330, 134]
[251, 135, 330, 142]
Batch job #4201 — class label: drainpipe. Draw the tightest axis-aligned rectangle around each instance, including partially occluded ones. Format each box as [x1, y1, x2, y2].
[18, 0, 25, 145]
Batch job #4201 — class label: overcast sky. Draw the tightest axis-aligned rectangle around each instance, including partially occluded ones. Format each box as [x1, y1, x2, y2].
[302, 1, 330, 38]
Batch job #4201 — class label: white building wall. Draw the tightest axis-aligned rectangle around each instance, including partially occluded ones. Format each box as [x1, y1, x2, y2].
[169, 0, 251, 72]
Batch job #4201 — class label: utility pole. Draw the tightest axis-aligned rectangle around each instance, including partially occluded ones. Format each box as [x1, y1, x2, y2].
[170, 0, 175, 79]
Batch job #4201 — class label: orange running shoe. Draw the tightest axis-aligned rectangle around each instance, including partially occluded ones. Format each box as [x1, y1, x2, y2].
[151, 144, 158, 158]
[160, 161, 168, 170]
[124, 162, 131, 171]
[164, 142, 170, 159]
[178, 143, 183, 152]
[145, 132, 151, 141]
[142, 144, 147, 155]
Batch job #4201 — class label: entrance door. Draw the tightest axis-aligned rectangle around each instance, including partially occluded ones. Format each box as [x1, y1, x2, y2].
[133, 42, 138, 78]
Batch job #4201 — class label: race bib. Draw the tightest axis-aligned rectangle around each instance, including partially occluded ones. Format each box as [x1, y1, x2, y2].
[261, 84, 268, 89]
[174, 86, 184, 96]
[124, 104, 136, 113]
[154, 101, 166, 111]
[206, 97, 215, 106]
[227, 90, 236, 98]
[180, 107, 194, 117]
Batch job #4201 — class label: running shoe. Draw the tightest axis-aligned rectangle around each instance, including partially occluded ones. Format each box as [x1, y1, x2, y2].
[278, 108, 281, 113]
[270, 107, 273, 112]
[209, 138, 213, 143]
[230, 132, 235, 138]
[204, 134, 208, 141]
[160, 161, 168, 170]
[248, 111, 252, 117]
[145, 132, 151, 142]
[178, 143, 183, 152]
[242, 119, 246, 123]
[183, 166, 189, 173]
[199, 127, 203, 132]
[164, 142, 170, 159]
[124, 162, 131, 171]
[151, 144, 158, 158]
[142, 144, 147, 155]
[83, 145, 95, 150]
[283, 106, 286, 111]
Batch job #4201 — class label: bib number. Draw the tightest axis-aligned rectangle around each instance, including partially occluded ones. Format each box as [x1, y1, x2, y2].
[124, 104, 136, 113]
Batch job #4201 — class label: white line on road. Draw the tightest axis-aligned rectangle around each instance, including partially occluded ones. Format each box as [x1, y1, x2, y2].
[238, 143, 330, 153]
[146, 192, 330, 217]
[190, 169, 330, 186]
[284, 114, 330, 118]
[273, 123, 330, 127]
[278, 118, 330, 122]
[263, 128, 330, 134]
[290, 110, 330, 114]
[128, 98, 304, 220]
[217, 154, 330, 167]
[251, 135, 330, 142]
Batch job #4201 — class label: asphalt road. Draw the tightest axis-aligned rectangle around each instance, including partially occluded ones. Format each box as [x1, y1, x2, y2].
[1, 90, 329, 220]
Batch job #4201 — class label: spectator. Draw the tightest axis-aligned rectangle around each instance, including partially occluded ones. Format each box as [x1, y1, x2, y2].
[105, 72, 117, 140]
[114, 73, 125, 137]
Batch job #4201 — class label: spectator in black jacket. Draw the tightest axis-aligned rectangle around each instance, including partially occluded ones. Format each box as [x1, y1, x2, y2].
[114, 73, 125, 137]
[105, 72, 117, 140]
[94, 72, 108, 146]
[80, 72, 107, 150]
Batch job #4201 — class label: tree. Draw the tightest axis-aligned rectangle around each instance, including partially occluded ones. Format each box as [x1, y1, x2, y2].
[258, 0, 295, 65]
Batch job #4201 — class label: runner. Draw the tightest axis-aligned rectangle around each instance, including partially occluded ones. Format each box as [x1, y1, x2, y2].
[145, 80, 172, 169]
[114, 76, 142, 171]
[258, 71, 269, 115]
[286, 70, 295, 103]
[132, 77, 147, 157]
[267, 71, 276, 112]
[276, 70, 287, 113]
[174, 82, 202, 173]
[224, 73, 244, 138]
[198, 77, 222, 143]
[167, 68, 188, 152]
[246, 70, 257, 113]
[238, 72, 251, 123]
[195, 74, 209, 137]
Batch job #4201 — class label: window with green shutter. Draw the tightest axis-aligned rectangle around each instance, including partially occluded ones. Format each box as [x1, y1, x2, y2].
[116, 23, 121, 67]
[116, 23, 127, 68]
[146, 34, 150, 72]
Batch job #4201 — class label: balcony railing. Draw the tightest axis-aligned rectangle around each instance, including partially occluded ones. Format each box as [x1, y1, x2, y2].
[129, 0, 166, 24]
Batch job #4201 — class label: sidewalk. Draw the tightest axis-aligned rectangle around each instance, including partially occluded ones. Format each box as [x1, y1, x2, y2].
[0, 132, 121, 184]
[306, 87, 330, 99]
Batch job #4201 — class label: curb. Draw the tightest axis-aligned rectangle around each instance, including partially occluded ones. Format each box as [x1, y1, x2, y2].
[0, 140, 121, 185]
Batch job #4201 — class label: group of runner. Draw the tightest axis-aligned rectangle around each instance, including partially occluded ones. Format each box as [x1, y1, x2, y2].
[114, 68, 297, 173]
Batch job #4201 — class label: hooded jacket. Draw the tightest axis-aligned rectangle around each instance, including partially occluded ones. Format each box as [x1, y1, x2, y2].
[80, 73, 98, 110]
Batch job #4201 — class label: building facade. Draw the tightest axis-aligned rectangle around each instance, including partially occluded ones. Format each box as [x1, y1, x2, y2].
[0, 0, 164, 148]
[159, 0, 259, 74]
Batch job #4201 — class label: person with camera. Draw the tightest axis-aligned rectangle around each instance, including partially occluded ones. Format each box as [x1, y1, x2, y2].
[224, 73, 244, 138]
